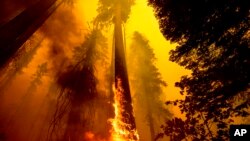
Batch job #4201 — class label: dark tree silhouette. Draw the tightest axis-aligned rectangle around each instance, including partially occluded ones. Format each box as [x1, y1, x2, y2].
[47, 28, 110, 141]
[0, 0, 76, 68]
[0, 0, 61, 68]
[128, 32, 171, 141]
[149, 0, 250, 140]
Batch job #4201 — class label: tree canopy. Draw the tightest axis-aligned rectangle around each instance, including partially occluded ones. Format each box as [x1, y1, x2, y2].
[94, 0, 135, 26]
[48, 28, 110, 141]
[128, 32, 171, 141]
[149, 0, 250, 140]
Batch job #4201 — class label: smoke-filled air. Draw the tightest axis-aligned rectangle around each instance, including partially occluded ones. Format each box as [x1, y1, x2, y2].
[0, 0, 249, 141]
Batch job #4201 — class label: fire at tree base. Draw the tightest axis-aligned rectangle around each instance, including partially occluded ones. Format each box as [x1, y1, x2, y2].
[109, 78, 139, 141]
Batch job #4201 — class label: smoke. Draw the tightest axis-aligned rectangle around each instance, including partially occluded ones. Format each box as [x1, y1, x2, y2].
[127, 31, 172, 141]
[0, 0, 176, 141]
[0, 1, 88, 141]
[35, 2, 113, 140]
[39, 3, 84, 76]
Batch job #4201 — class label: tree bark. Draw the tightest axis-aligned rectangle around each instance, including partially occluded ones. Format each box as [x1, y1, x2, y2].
[114, 3, 137, 134]
[0, 0, 60, 68]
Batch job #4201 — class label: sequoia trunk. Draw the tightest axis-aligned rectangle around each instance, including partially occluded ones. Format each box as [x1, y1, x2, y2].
[114, 4, 136, 132]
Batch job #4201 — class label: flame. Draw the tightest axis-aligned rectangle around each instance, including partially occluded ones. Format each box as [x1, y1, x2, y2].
[83, 78, 139, 141]
[109, 78, 139, 141]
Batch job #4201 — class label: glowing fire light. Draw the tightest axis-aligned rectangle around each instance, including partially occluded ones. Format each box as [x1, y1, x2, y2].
[83, 78, 139, 141]
[84, 131, 107, 141]
[84, 132, 95, 140]
[109, 78, 139, 141]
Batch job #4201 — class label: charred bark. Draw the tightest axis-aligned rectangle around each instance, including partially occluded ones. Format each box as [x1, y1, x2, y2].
[114, 4, 137, 135]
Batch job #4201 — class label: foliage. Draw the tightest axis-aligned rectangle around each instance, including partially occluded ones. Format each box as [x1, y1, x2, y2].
[94, 0, 135, 26]
[149, 0, 250, 140]
[56, 29, 108, 102]
[129, 32, 167, 99]
[48, 28, 109, 141]
[129, 32, 171, 140]
[29, 62, 48, 90]
[0, 34, 43, 94]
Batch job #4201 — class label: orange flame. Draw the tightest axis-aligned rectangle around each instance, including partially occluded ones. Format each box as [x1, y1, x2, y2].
[83, 78, 139, 141]
[109, 78, 139, 141]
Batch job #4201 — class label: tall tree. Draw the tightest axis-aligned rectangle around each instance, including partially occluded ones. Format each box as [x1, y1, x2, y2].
[47, 28, 109, 141]
[95, 0, 138, 139]
[128, 32, 171, 141]
[149, 0, 250, 140]
[0, 0, 60, 68]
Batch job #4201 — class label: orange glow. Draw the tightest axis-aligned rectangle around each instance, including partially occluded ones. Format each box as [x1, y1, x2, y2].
[0, 0, 191, 140]
[84, 131, 95, 140]
[109, 79, 139, 141]
[84, 131, 108, 141]
[75, 0, 190, 103]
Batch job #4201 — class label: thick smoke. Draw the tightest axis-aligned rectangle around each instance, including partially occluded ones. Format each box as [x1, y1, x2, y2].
[38, 2, 113, 141]
[0, 1, 87, 141]
[40, 3, 83, 76]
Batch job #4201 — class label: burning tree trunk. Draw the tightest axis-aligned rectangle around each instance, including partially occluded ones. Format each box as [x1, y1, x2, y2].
[94, 0, 138, 139]
[112, 4, 138, 140]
